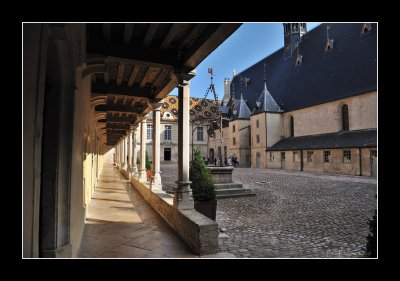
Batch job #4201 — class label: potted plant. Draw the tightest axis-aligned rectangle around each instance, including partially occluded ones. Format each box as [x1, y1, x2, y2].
[190, 147, 217, 220]
[145, 151, 152, 181]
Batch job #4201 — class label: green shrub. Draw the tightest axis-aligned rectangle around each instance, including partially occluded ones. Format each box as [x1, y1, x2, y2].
[189, 147, 215, 201]
[145, 151, 152, 170]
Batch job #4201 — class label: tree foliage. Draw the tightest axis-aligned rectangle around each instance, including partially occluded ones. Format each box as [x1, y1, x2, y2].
[190, 147, 215, 201]
[145, 151, 152, 170]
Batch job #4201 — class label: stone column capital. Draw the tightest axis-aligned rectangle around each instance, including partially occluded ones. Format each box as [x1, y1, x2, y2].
[174, 68, 196, 83]
[151, 102, 164, 111]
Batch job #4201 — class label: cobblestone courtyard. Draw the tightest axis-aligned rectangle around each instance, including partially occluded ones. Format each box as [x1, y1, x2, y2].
[160, 163, 377, 258]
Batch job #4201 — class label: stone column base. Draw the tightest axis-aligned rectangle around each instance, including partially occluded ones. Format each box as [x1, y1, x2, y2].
[138, 169, 148, 183]
[173, 181, 194, 210]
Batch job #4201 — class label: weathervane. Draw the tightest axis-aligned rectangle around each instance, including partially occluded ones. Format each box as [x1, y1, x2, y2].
[202, 67, 224, 166]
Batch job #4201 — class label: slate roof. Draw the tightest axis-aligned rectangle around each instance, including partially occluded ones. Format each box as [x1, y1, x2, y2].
[268, 129, 377, 151]
[231, 23, 377, 112]
[161, 95, 219, 121]
[252, 80, 283, 114]
[233, 93, 252, 119]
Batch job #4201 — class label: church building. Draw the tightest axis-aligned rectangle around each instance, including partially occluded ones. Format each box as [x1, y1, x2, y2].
[213, 23, 377, 176]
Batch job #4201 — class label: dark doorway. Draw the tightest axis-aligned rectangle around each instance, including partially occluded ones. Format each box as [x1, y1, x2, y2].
[371, 150, 377, 178]
[164, 148, 171, 161]
[209, 148, 214, 164]
[281, 152, 286, 169]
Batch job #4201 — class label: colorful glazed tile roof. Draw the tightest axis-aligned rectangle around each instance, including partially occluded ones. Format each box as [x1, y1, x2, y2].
[161, 95, 219, 121]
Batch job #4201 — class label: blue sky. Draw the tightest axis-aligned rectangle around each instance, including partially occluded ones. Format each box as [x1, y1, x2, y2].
[169, 22, 321, 99]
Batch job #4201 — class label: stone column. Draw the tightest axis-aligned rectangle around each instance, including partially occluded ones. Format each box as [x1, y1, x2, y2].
[151, 102, 163, 191]
[120, 138, 124, 168]
[119, 141, 122, 167]
[138, 120, 148, 182]
[128, 131, 132, 173]
[174, 71, 196, 209]
[115, 145, 118, 166]
[132, 127, 138, 177]
[124, 136, 128, 170]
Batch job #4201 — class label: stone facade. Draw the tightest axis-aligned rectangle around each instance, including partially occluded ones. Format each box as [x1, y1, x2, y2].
[229, 119, 251, 167]
[265, 147, 377, 176]
[230, 91, 377, 176]
[281, 92, 377, 138]
[217, 23, 377, 177]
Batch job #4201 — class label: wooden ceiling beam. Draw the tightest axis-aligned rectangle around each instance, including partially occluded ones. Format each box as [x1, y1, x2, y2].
[183, 23, 242, 69]
[96, 104, 145, 114]
[139, 67, 151, 88]
[123, 23, 134, 43]
[87, 43, 177, 67]
[103, 23, 111, 41]
[127, 64, 140, 87]
[160, 23, 187, 50]
[143, 24, 159, 47]
[116, 62, 125, 86]
[92, 82, 153, 98]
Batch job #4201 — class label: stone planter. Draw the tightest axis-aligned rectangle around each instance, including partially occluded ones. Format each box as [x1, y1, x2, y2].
[194, 199, 217, 221]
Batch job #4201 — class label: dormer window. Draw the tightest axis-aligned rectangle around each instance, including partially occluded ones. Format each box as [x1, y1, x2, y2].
[296, 54, 303, 66]
[361, 23, 372, 34]
[325, 39, 334, 51]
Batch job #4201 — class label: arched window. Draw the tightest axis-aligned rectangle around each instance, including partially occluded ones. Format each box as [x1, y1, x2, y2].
[342, 104, 349, 131]
[290, 116, 294, 137]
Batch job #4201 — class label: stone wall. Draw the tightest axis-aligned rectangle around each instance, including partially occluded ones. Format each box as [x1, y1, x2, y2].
[266, 148, 375, 176]
[282, 92, 377, 137]
[129, 177, 219, 255]
[23, 23, 106, 257]
[229, 119, 251, 167]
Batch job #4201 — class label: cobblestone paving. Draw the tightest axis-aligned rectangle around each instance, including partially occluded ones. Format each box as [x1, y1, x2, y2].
[160, 163, 377, 258]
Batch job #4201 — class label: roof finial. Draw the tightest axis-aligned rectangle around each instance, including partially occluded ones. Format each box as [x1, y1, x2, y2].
[297, 42, 300, 57]
[263, 62, 267, 90]
[326, 25, 330, 41]
[232, 68, 236, 79]
[263, 62, 267, 82]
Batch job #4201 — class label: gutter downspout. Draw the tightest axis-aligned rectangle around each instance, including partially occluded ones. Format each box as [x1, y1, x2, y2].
[359, 147, 362, 176]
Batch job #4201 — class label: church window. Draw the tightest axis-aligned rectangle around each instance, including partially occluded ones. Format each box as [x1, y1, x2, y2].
[342, 104, 349, 131]
[147, 124, 153, 139]
[290, 116, 294, 137]
[325, 39, 334, 51]
[324, 150, 331, 163]
[296, 55, 303, 66]
[343, 149, 351, 163]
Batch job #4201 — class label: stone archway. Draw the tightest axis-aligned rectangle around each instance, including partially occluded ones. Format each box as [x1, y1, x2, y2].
[38, 27, 75, 258]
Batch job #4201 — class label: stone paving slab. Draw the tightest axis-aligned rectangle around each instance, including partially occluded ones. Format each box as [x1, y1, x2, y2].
[161, 163, 377, 258]
[79, 163, 199, 258]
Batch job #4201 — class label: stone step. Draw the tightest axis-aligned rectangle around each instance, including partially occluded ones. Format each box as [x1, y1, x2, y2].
[215, 187, 256, 199]
[214, 182, 244, 190]
[216, 192, 256, 199]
